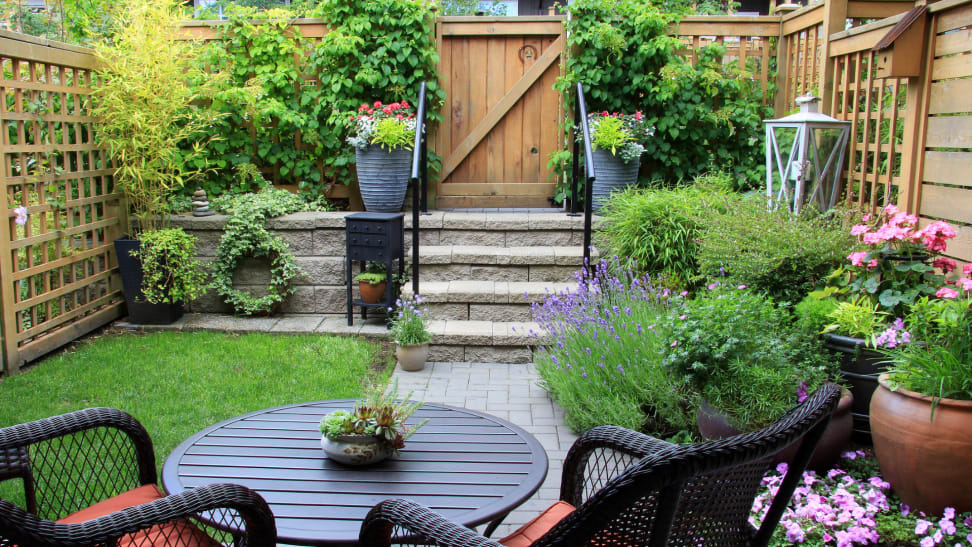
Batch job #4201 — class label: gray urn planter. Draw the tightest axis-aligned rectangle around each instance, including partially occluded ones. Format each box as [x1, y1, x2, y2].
[355, 145, 412, 212]
[590, 147, 640, 213]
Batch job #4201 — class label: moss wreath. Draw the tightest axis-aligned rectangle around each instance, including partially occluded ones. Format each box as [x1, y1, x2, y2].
[210, 221, 302, 315]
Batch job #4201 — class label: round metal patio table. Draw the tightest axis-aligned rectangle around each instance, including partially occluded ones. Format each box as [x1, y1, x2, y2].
[162, 400, 548, 546]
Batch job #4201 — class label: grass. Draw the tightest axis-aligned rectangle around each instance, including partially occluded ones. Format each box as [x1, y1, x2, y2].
[0, 330, 390, 474]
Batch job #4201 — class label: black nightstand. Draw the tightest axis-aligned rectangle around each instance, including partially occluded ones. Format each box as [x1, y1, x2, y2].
[345, 212, 405, 326]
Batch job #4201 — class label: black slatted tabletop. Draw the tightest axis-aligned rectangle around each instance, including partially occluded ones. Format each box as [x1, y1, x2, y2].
[161, 400, 548, 546]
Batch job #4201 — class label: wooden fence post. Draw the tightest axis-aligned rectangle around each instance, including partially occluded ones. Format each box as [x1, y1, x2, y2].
[819, 0, 849, 115]
[896, 13, 935, 214]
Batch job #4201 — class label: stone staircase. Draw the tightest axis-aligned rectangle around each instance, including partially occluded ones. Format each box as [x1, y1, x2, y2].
[403, 211, 589, 363]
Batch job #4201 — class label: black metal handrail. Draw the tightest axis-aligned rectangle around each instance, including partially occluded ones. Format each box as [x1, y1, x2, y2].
[409, 82, 429, 296]
[569, 82, 596, 269]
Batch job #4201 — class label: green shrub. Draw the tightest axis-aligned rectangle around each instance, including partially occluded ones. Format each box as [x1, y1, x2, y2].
[595, 175, 735, 282]
[658, 286, 833, 431]
[794, 292, 839, 335]
[696, 197, 858, 305]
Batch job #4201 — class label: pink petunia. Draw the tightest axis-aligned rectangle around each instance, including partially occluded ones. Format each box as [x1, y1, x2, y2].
[959, 278, 972, 291]
[848, 252, 869, 267]
[936, 287, 959, 299]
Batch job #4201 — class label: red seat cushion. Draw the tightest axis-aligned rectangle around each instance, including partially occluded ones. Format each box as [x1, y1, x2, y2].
[499, 500, 575, 547]
[57, 484, 219, 546]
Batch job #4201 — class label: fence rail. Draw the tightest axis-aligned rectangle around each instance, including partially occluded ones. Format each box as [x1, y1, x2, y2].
[0, 30, 125, 374]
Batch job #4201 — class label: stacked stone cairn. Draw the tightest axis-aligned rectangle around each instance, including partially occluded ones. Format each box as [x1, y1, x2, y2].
[192, 187, 214, 217]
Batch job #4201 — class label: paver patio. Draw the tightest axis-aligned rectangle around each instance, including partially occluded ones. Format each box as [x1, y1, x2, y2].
[392, 361, 575, 539]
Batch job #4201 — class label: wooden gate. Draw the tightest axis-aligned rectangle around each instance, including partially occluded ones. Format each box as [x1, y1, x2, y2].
[435, 17, 565, 209]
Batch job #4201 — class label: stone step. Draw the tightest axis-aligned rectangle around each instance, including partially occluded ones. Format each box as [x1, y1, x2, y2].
[402, 281, 573, 321]
[404, 211, 589, 248]
[407, 245, 587, 283]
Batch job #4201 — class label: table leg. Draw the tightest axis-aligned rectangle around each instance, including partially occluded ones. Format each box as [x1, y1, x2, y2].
[482, 512, 510, 538]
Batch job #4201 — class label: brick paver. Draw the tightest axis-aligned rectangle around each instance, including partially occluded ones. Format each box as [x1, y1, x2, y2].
[393, 361, 574, 539]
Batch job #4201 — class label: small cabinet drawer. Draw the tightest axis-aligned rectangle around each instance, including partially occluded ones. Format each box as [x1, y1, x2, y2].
[349, 247, 386, 261]
[347, 222, 387, 235]
[347, 234, 388, 248]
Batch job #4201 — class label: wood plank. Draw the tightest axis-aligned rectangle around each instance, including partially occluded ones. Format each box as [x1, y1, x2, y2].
[846, 1, 914, 20]
[439, 21, 564, 36]
[435, 195, 554, 208]
[782, 7, 826, 35]
[931, 53, 972, 80]
[439, 35, 563, 183]
[503, 38, 524, 184]
[436, 183, 557, 196]
[436, 28, 451, 188]
[923, 151, 972, 185]
[485, 38, 507, 184]
[538, 37, 561, 187]
[466, 37, 489, 181]
[918, 184, 972, 223]
[449, 37, 470, 182]
[675, 20, 781, 37]
[0, 35, 99, 70]
[520, 36, 543, 183]
[15, 301, 124, 365]
[935, 2, 972, 33]
[928, 78, 972, 114]
[829, 26, 889, 55]
[925, 115, 972, 147]
[934, 27, 972, 56]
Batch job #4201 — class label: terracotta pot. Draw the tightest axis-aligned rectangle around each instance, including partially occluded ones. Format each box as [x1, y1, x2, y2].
[358, 281, 386, 304]
[697, 389, 853, 472]
[824, 333, 888, 443]
[321, 434, 392, 466]
[870, 374, 972, 514]
[395, 343, 429, 372]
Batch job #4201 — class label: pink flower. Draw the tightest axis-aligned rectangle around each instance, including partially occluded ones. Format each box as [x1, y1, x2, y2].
[916, 519, 932, 535]
[635, 111, 643, 120]
[959, 278, 972, 291]
[738, 284, 747, 289]
[851, 224, 870, 236]
[848, 252, 869, 267]
[884, 204, 899, 216]
[13, 206, 27, 227]
[934, 257, 957, 273]
[401, 101, 409, 108]
[936, 287, 959, 299]
[670, 340, 678, 347]
[862, 213, 873, 222]
[601, 110, 609, 116]
[867, 259, 879, 270]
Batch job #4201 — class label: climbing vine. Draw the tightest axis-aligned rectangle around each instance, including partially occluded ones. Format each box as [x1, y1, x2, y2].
[183, 1, 444, 199]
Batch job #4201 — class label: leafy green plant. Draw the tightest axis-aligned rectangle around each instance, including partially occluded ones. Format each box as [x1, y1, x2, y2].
[794, 292, 839, 335]
[557, 0, 770, 190]
[595, 177, 733, 282]
[659, 286, 833, 431]
[210, 188, 308, 315]
[822, 296, 890, 340]
[319, 378, 427, 452]
[353, 272, 387, 286]
[346, 101, 417, 150]
[91, 0, 219, 233]
[695, 196, 859, 305]
[390, 295, 433, 346]
[135, 228, 208, 305]
[586, 111, 652, 163]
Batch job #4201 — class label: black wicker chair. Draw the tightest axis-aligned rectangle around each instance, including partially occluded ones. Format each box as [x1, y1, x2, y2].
[359, 383, 842, 547]
[0, 407, 276, 546]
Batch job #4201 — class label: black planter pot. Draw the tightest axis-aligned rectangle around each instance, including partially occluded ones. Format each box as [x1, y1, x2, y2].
[114, 237, 184, 325]
[590, 148, 639, 213]
[355, 145, 411, 212]
[823, 333, 887, 444]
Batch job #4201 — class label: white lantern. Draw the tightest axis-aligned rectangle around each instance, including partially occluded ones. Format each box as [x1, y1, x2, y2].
[764, 95, 851, 214]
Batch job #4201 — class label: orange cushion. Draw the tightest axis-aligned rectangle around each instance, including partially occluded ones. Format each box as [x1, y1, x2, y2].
[499, 500, 575, 547]
[58, 484, 219, 546]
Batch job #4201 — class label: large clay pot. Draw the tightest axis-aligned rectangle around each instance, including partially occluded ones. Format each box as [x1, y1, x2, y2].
[355, 145, 411, 212]
[395, 343, 429, 372]
[697, 389, 853, 472]
[870, 374, 972, 514]
[358, 281, 387, 304]
[824, 333, 887, 443]
[590, 147, 639, 213]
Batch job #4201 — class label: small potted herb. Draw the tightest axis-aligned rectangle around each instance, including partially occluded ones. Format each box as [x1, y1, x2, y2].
[319, 379, 427, 466]
[347, 101, 417, 212]
[353, 261, 388, 304]
[390, 294, 433, 372]
[583, 111, 653, 212]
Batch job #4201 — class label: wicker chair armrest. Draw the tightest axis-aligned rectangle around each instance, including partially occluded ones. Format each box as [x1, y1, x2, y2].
[560, 425, 676, 505]
[0, 407, 156, 486]
[359, 498, 504, 547]
[0, 483, 276, 547]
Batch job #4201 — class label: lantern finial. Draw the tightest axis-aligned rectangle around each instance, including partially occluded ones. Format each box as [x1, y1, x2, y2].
[795, 94, 821, 114]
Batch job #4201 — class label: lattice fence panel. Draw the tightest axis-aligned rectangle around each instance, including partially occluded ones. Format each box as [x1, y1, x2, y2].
[0, 32, 125, 374]
[781, 22, 824, 111]
[830, 50, 908, 213]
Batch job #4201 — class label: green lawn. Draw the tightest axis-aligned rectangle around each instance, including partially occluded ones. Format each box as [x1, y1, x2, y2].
[0, 330, 389, 473]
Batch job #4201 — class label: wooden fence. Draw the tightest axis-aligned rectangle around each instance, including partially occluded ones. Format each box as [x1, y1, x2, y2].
[0, 30, 125, 374]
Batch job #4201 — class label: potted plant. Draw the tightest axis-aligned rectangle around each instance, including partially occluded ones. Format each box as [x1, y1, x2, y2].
[584, 111, 652, 212]
[354, 261, 388, 304]
[319, 379, 428, 465]
[662, 285, 847, 470]
[91, 0, 215, 324]
[390, 294, 433, 372]
[347, 101, 416, 212]
[870, 282, 972, 514]
[818, 205, 961, 440]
